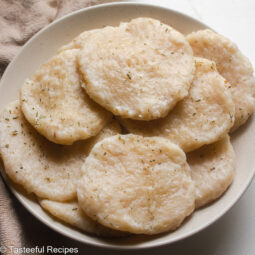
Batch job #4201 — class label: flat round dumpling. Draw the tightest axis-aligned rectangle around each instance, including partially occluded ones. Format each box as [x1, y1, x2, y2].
[78, 17, 195, 120]
[20, 49, 111, 145]
[0, 101, 120, 201]
[58, 27, 114, 52]
[187, 135, 235, 208]
[120, 58, 235, 152]
[187, 29, 255, 131]
[40, 199, 126, 237]
[77, 134, 195, 235]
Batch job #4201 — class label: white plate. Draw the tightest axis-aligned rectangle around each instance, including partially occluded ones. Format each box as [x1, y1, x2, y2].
[0, 2, 254, 250]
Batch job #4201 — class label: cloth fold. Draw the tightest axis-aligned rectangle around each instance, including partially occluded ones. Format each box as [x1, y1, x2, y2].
[0, 0, 118, 253]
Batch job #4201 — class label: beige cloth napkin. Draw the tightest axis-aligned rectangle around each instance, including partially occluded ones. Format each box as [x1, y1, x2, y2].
[0, 1, 118, 254]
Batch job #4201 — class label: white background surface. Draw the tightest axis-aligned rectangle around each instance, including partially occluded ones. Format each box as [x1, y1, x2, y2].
[109, 1, 255, 254]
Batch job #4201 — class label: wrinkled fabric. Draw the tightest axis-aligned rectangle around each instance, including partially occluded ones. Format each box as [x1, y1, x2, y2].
[0, 0, 57, 79]
[0, 1, 117, 254]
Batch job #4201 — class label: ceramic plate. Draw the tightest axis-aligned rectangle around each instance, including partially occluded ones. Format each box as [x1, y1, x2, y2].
[0, 2, 254, 250]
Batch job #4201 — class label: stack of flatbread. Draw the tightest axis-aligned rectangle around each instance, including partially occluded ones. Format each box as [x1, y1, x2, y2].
[0, 18, 254, 236]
